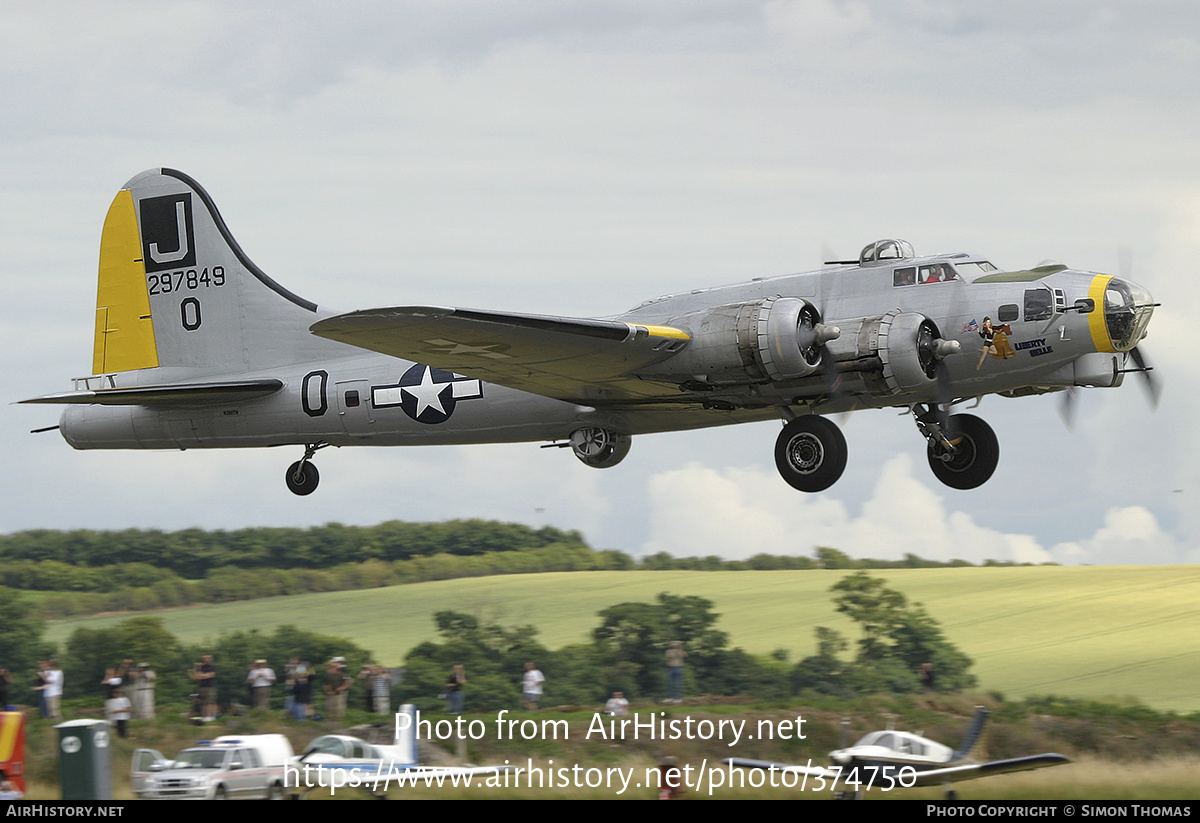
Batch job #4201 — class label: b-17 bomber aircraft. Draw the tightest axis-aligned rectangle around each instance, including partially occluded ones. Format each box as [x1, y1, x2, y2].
[22, 169, 1158, 495]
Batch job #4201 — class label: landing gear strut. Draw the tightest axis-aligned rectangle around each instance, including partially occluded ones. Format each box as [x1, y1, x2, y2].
[286, 442, 329, 496]
[915, 409, 999, 490]
[774, 415, 847, 492]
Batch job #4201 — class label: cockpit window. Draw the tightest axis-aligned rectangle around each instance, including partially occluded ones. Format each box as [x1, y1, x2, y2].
[304, 737, 349, 757]
[1024, 288, 1052, 322]
[918, 263, 958, 284]
[956, 261, 999, 276]
[894, 263, 960, 286]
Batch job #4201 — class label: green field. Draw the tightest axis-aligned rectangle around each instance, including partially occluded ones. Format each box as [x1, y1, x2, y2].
[46, 566, 1200, 712]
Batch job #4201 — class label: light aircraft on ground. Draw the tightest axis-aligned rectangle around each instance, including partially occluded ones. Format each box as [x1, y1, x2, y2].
[294, 705, 512, 798]
[725, 706, 1070, 800]
[22, 169, 1158, 495]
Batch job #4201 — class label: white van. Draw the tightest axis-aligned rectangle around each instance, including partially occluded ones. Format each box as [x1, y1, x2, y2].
[133, 733, 293, 800]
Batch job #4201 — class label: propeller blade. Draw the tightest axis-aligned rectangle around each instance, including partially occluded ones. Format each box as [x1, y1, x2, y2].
[1117, 244, 1133, 280]
[820, 351, 847, 402]
[1128, 347, 1161, 408]
[1057, 387, 1077, 430]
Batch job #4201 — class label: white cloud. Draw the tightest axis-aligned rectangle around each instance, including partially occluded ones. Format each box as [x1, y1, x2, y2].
[643, 454, 1200, 566]
[1050, 506, 1197, 566]
[643, 454, 1054, 564]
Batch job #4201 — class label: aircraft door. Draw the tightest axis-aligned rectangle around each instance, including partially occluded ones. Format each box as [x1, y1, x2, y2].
[336, 380, 376, 438]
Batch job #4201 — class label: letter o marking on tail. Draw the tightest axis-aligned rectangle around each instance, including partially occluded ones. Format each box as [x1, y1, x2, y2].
[180, 297, 202, 331]
[302, 370, 329, 417]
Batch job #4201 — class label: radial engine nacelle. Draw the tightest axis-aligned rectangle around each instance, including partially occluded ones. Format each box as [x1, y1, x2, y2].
[823, 310, 959, 396]
[656, 297, 839, 386]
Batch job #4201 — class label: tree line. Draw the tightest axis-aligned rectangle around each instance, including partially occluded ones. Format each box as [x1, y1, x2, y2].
[0, 521, 588, 577]
[0, 521, 1052, 620]
[1, 573, 974, 710]
[402, 573, 975, 710]
[0, 522, 1052, 580]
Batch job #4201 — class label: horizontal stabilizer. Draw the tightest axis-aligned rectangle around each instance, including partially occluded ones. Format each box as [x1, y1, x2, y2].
[311, 306, 690, 403]
[20, 379, 283, 406]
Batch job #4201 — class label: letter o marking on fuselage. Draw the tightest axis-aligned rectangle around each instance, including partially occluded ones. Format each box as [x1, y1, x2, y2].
[302, 370, 329, 417]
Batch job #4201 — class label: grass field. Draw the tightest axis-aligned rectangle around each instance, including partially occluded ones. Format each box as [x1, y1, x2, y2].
[45, 565, 1200, 712]
[19, 703, 1200, 801]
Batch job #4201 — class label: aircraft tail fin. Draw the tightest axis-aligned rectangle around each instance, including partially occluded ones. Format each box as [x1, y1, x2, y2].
[394, 703, 418, 764]
[90, 168, 327, 379]
[952, 705, 990, 759]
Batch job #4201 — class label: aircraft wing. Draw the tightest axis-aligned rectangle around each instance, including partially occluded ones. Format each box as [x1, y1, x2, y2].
[310, 306, 691, 404]
[721, 758, 837, 778]
[907, 754, 1071, 787]
[725, 754, 1070, 789]
[19, 379, 284, 406]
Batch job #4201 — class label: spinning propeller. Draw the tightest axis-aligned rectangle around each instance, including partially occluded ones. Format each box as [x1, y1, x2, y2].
[1058, 248, 1160, 428]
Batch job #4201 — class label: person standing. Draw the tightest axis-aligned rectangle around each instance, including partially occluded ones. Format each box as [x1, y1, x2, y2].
[445, 664, 466, 714]
[130, 663, 156, 720]
[665, 641, 687, 703]
[195, 654, 217, 720]
[605, 690, 629, 717]
[106, 687, 132, 738]
[31, 662, 47, 719]
[246, 659, 276, 709]
[290, 661, 313, 720]
[101, 667, 122, 699]
[43, 661, 63, 720]
[521, 662, 544, 711]
[323, 657, 350, 721]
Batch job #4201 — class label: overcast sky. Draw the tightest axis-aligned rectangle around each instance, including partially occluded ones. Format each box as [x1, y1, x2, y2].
[3, 1, 1198, 565]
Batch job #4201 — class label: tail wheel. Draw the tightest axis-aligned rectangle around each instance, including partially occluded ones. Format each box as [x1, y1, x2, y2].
[286, 460, 320, 495]
[926, 413, 999, 490]
[774, 416, 847, 492]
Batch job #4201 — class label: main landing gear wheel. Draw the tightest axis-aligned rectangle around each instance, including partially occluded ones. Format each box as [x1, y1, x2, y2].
[286, 460, 320, 496]
[926, 413, 999, 490]
[774, 415, 847, 492]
